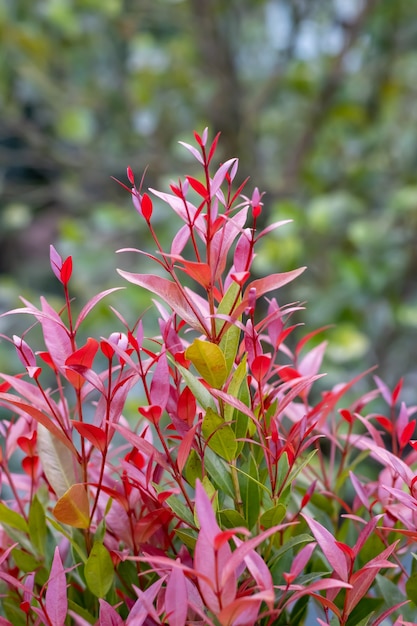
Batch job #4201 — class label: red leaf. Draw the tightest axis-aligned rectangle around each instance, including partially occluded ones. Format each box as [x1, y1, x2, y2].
[207, 132, 220, 163]
[176, 259, 212, 288]
[124, 447, 145, 470]
[60, 256, 72, 286]
[141, 193, 153, 221]
[230, 271, 250, 286]
[375, 415, 393, 433]
[177, 386, 196, 426]
[65, 338, 99, 390]
[22, 456, 39, 475]
[66, 338, 99, 369]
[186, 176, 207, 198]
[251, 354, 272, 380]
[138, 404, 163, 423]
[340, 409, 353, 424]
[279, 366, 301, 382]
[392, 378, 403, 404]
[72, 422, 107, 453]
[17, 431, 37, 455]
[399, 419, 416, 448]
[126, 166, 135, 185]
[177, 423, 199, 473]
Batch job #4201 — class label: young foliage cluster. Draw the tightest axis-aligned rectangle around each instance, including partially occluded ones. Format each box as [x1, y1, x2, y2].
[0, 131, 417, 625]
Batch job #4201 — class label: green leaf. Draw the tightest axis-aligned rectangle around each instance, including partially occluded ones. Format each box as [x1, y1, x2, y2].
[287, 449, 317, 484]
[204, 448, 235, 499]
[176, 364, 216, 410]
[184, 449, 203, 488]
[0, 502, 29, 533]
[276, 451, 290, 493]
[216, 282, 240, 334]
[29, 495, 47, 554]
[202, 407, 237, 461]
[268, 533, 313, 571]
[11, 548, 40, 573]
[185, 339, 228, 389]
[346, 605, 379, 626]
[375, 574, 414, 620]
[217, 282, 241, 373]
[406, 572, 417, 605]
[238, 454, 261, 529]
[165, 493, 195, 527]
[260, 503, 286, 529]
[289, 596, 309, 626]
[220, 509, 248, 529]
[67, 600, 96, 625]
[84, 541, 114, 598]
[224, 355, 249, 454]
[174, 528, 197, 550]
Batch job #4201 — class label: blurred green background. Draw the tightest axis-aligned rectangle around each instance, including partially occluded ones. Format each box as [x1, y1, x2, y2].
[1, 0, 416, 398]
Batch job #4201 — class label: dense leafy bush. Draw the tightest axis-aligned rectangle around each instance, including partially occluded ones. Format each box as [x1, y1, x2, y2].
[0, 132, 416, 625]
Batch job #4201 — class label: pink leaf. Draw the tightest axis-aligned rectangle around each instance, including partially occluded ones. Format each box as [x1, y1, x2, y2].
[298, 341, 327, 378]
[149, 189, 203, 228]
[178, 141, 204, 164]
[194, 481, 236, 613]
[34, 297, 72, 369]
[45, 547, 67, 626]
[50, 245, 63, 282]
[0, 392, 77, 455]
[345, 543, 398, 615]
[113, 423, 170, 470]
[75, 288, 123, 330]
[233, 228, 252, 272]
[301, 515, 348, 581]
[98, 599, 124, 626]
[285, 542, 316, 582]
[210, 158, 237, 197]
[233, 536, 273, 594]
[349, 472, 370, 510]
[116, 271, 207, 333]
[211, 208, 248, 280]
[171, 224, 190, 256]
[234, 268, 306, 317]
[220, 523, 293, 591]
[280, 579, 351, 612]
[127, 580, 164, 625]
[13, 335, 36, 368]
[150, 351, 170, 410]
[218, 591, 273, 626]
[165, 563, 188, 626]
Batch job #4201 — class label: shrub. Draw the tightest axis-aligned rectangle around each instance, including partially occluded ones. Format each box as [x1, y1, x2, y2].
[0, 130, 416, 625]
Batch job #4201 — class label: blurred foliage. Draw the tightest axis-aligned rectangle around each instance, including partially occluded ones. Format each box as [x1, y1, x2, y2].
[0, 0, 417, 396]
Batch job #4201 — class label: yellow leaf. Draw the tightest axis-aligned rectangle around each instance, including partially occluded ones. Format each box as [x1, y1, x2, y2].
[185, 339, 228, 389]
[53, 484, 90, 529]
